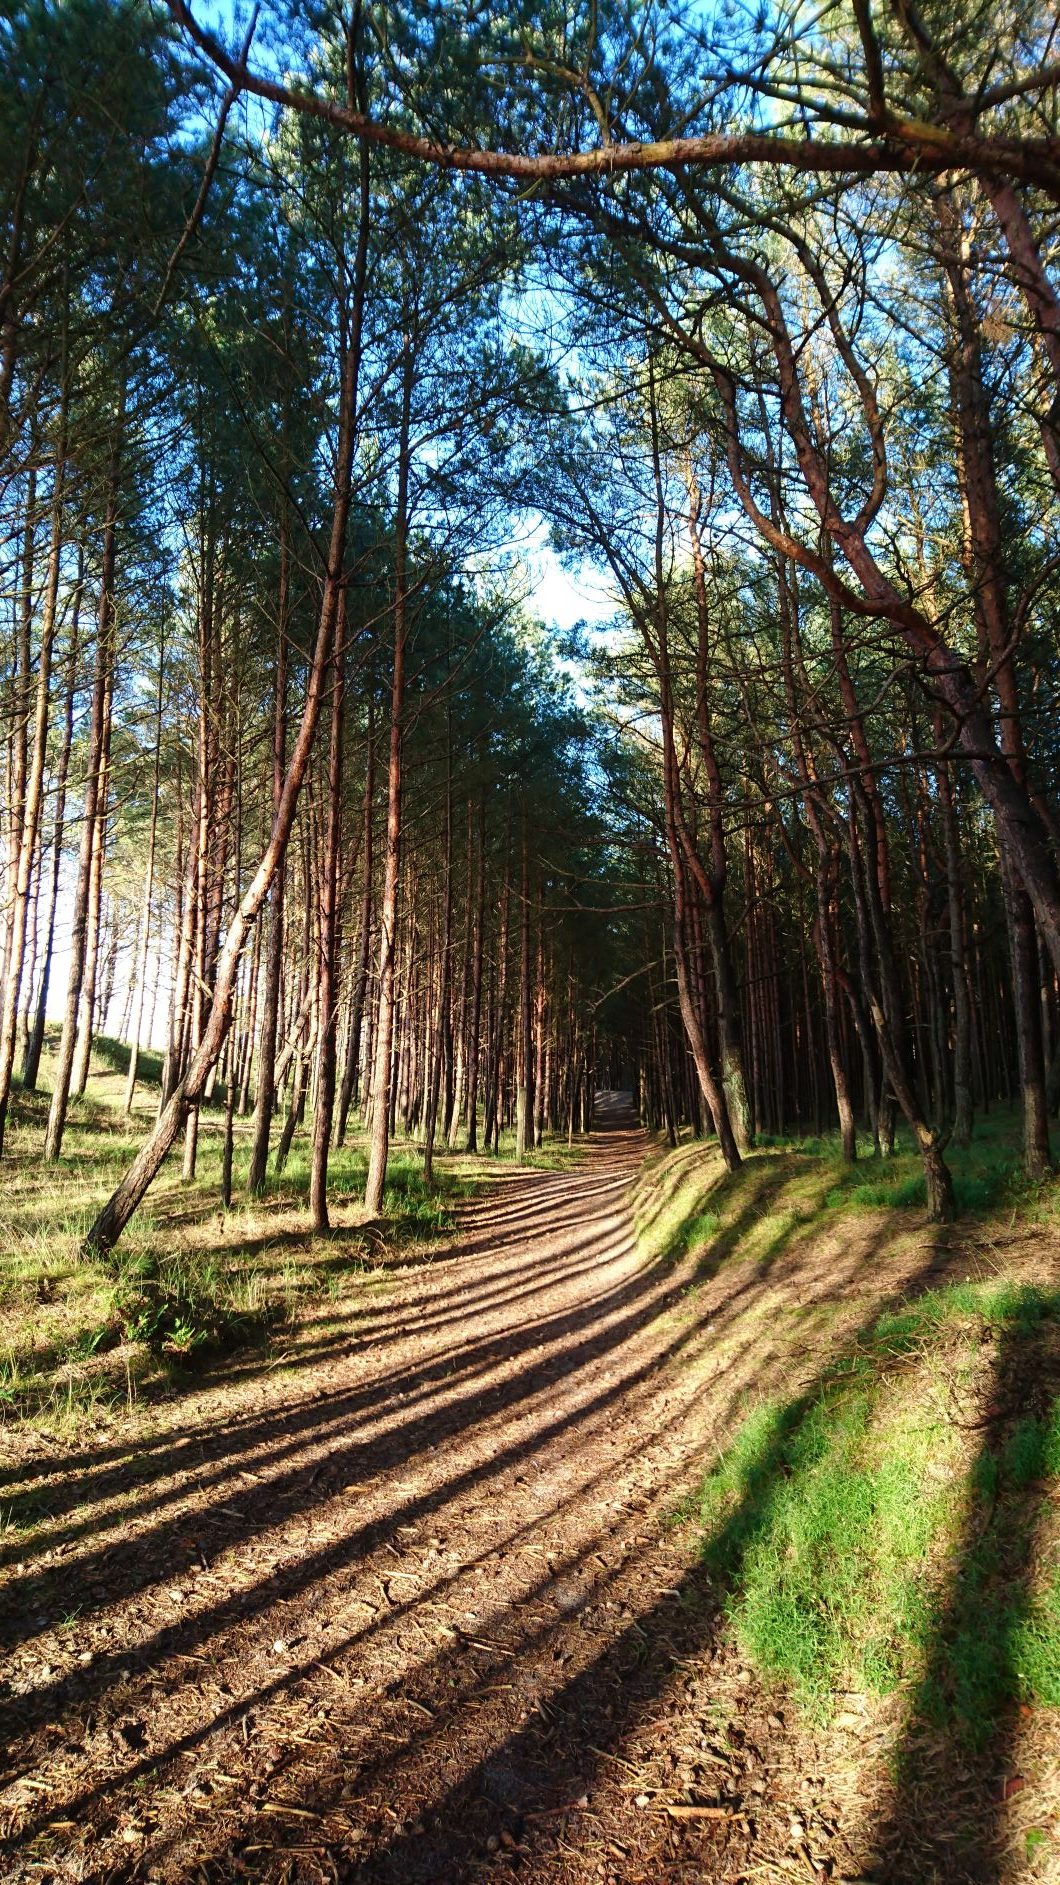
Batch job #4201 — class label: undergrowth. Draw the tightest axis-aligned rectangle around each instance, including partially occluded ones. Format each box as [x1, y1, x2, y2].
[91, 1033, 165, 1089]
[0, 1041, 586, 1427]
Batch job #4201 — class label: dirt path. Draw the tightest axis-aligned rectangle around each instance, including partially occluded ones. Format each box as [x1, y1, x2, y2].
[0, 1098, 1050, 1882]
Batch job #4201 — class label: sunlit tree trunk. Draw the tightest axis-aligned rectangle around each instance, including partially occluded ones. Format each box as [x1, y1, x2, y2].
[124, 629, 165, 1114]
[83, 250, 363, 1254]
[46, 407, 123, 1162]
[364, 342, 412, 1217]
[25, 548, 83, 1091]
[0, 388, 66, 1152]
[335, 692, 374, 1146]
[309, 600, 346, 1228]
[423, 722, 453, 1186]
[514, 829, 533, 1161]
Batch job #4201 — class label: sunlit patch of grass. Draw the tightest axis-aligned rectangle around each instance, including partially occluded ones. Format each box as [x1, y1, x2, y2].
[631, 1141, 837, 1276]
[632, 1113, 1054, 1298]
[738, 1111, 1031, 1218]
[916, 1389, 1060, 1743]
[630, 1139, 726, 1266]
[699, 1386, 955, 1710]
[0, 1040, 588, 1429]
[90, 1033, 165, 1088]
[682, 1282, 1060, 1743]
[475, 1129, 588, 1172]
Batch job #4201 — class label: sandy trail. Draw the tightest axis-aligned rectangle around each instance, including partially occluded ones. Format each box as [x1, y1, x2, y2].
[1, 1095, 1047, 1883]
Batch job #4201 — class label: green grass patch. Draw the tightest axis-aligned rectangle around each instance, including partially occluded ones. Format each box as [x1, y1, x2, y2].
[742, 1112, 1030, 1218]
[90, 1033, 165, 1088]
[0, 1042, 587, 1427]
[693, 1385, 950, 1707]
[917, 1394, 1060, 1742]
[631, 1114, 1050, 1301]
[685, 1282, 1060, 1741]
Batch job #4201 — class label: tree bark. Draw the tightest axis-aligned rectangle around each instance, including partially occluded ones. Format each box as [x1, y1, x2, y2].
[309, 599, 346, 1228]
[464, 787, 487, 1153]
[46, 418, 122, 1162]
[423, 712, 453, 1186]
[335, 692, 374, 1145]
[0, 407, 65, 1151]
[364, 341, 412, 1217]
[82, 290, 360, 1253]
[515, 830, 533, 1161]
[124, 628, 165, 1114]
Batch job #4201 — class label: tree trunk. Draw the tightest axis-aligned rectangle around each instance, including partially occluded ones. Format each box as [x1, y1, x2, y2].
[46, 426, 122, 1162]
[364, 342, 412, 1218]
[124, 628, 165, 1114]
[464, 787, 487, 1153]
[309, 600, 346, 1229]
[0, 404, 66, 1151]
[25, 548, 83, 1090]
[335, 692, 374, 1145]
[941, 195, 1052, 1176]
[423, 714, 453, 1187]
[82, 263, 363, 1255]
[684, 458, 752, 1148]
[247, 562, 289, 1192]
[515, 831, 533, 1161]
[72, 632, 116, 1099]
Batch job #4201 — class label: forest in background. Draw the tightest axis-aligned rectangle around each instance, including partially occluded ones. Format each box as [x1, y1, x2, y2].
[2, 0, 1060, 1255]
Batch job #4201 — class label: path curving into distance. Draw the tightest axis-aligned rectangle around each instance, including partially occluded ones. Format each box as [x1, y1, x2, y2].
[1, 1093, 1017, 1883]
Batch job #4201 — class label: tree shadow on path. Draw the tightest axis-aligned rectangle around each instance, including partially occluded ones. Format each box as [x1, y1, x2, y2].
[4, 1097, 1033, 1885]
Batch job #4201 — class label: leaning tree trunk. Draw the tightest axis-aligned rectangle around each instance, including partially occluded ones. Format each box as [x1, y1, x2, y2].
[247, 562, 289, 1192]
[702, 244, 1060, 985]
[81, 289, 362, 1256]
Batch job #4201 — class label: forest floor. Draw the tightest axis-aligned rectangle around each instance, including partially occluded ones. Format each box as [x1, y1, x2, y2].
[1, 1091, 1059, 1884]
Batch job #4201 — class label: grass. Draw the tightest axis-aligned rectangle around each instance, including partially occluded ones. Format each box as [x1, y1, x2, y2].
[91, 1032, 165, 1089]
[0, 1038, 587, 1427]
[682, 1280, 1060, 1744]
[632, 1110, 1060, 1288]
[634, 1119, 1060, 1752]
[758, 1113, 1039, 1215]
